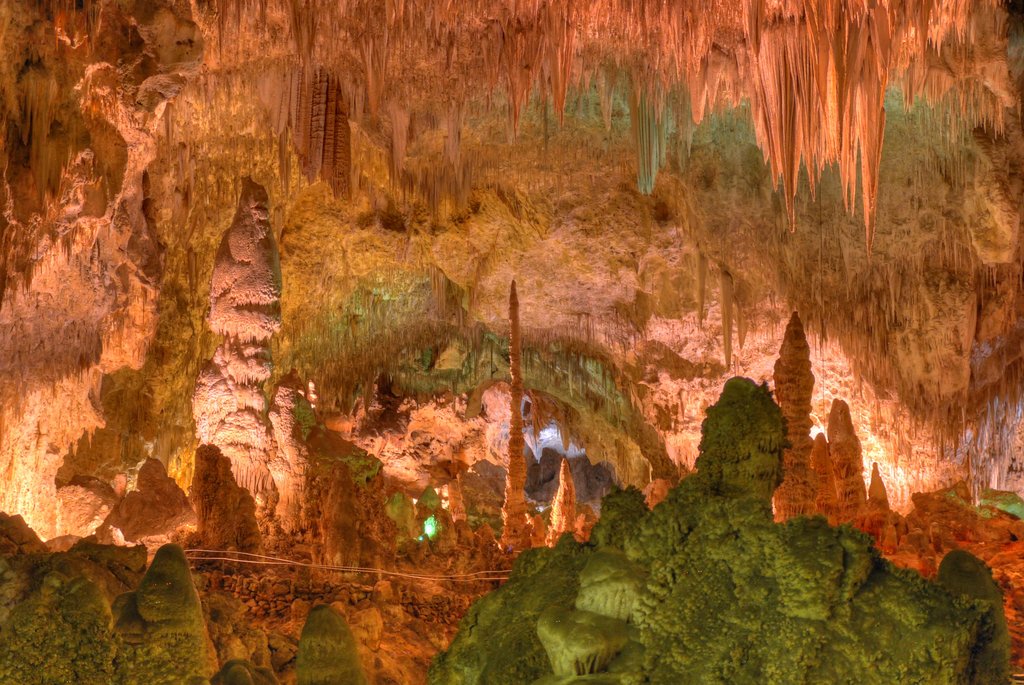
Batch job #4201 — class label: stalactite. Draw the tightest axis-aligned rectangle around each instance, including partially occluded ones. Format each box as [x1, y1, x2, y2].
[501, 279, 532, 551]
[720, 269, 734, 367]
[631, 90, 666, 195]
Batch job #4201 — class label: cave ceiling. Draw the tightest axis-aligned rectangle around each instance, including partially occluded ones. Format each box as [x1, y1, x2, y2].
[2, 0, 1024, 537]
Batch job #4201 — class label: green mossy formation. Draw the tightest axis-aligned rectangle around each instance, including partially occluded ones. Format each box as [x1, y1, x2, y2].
[296, 604, 368, 685]
[937, 550, 1011, 685]
[0, 572, 117, 684]
[0, 543, 212, 685]
[114, 544, 212, 684]
[429, 537, 593, 685]
[431, 377, 1006, 685]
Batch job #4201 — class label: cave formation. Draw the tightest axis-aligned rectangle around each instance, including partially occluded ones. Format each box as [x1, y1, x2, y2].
[4, 0, 1024, 682]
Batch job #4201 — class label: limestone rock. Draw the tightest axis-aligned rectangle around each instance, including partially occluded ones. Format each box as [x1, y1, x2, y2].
[537, 607, 630, 676]
[502, 279, 533, 551]
[0, 512, 48, 555]
[937, 550, 1010, 684]
[190, 444, 262, 553]
[433, 378, 1005, 684]
[809, 433, 834, 516]
[193, 179, 281, 510]
[103, 458, 195, 542]
[867, 462, 890, 509]
[211, 660, 279, 685]
[772, 312, 816, 520]
[268, 370, 313, 531]
[56, 476, 119, 538]
[114, 543, 213, 683]
[303, 429, 396, 569]
[692, 377, 785, 504]
[826, 399, 867, 522]
[574, 550, 645, 622]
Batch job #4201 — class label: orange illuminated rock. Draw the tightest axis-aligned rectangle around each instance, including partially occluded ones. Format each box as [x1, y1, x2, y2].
[826, 399, 867, 523]
[103, 458, 195, 543]
[501, 280, 533, 551]
[190, 444, 262, 553]
[547, 458, 577, 546]
[772, 312, 816, 520]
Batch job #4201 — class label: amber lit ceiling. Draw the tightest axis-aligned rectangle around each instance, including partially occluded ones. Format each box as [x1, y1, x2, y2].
[2, 0, 1024, 537]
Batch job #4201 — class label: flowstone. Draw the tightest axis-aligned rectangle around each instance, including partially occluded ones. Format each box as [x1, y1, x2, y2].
[431, 377, 1006, 685]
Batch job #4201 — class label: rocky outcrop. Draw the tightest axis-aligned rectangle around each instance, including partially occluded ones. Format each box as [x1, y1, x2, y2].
[0, 513, 48, 555]
[103, 458, 195, 543]
[772, 312, 816, 520]
[546, 458, 577, 546]
[192, 178, 281, 512]
[114, 544, 214, 683]
[810, 433, 834, 516]
[190, 445, 262, 553]
[56, 476, 120, 538]
[303, 430, 396, 569]
[825, 399, 867, 523]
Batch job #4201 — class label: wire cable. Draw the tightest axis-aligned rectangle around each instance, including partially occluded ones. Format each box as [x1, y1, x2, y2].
[183, 548, 512, 582]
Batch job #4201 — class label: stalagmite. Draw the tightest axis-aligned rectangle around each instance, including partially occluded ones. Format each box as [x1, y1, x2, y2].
[826, 399, 868, 523]
[192, 178, 281, 515]
[546, 457, 577, 546]
[868, 462, 890, 509]
[810, 433, 835, 518]
[772, 312, 816, 520]
[501, 279, 532, 551]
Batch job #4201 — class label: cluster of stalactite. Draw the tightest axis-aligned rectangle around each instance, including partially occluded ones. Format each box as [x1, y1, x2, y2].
[197, 0, 1005, 244]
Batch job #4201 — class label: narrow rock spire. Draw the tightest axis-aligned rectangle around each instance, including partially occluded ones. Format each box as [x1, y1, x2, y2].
[772, 312, 816, 520]
[547, 457, 577, 546]
[501, 279, 532, 550]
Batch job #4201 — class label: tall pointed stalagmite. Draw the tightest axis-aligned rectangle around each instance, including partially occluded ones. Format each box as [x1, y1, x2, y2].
[547, 457, 577, 546]
[826, 399, 867, 523]
[501, 279, 532, 550]
[868, 462, 890, 509]
[772, 312, 816, 520]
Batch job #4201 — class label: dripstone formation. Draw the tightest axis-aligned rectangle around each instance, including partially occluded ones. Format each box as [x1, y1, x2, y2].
[192, 178, 282, 513]
[772, 311, 816, 520]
